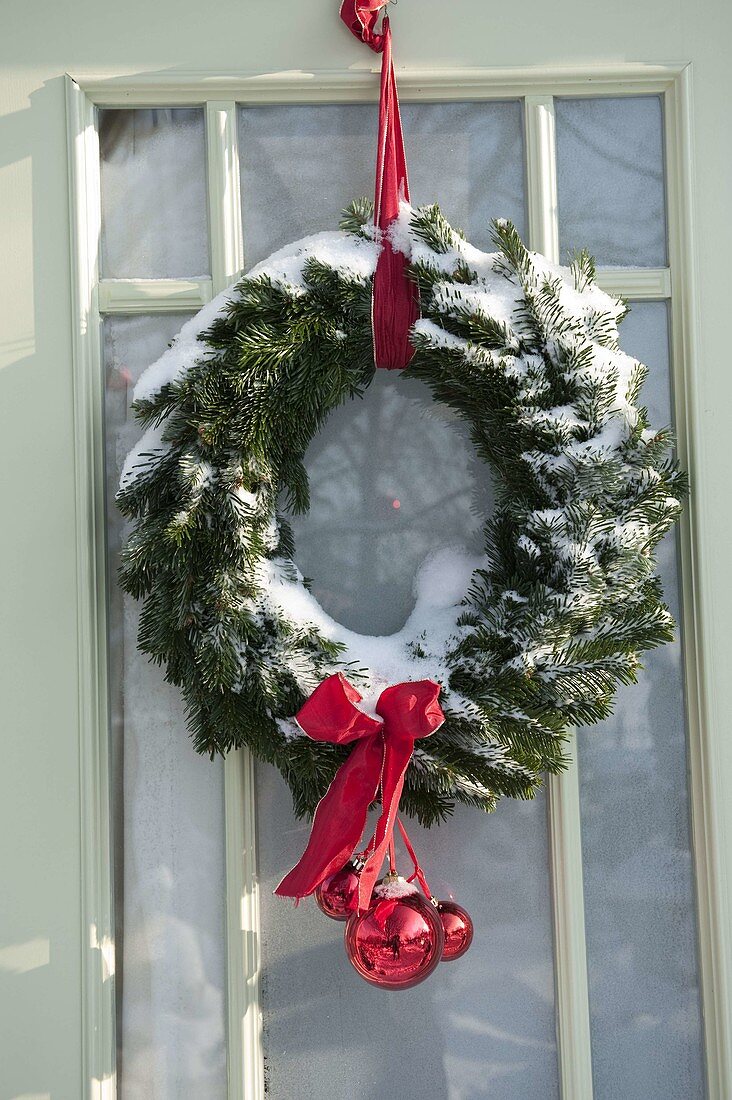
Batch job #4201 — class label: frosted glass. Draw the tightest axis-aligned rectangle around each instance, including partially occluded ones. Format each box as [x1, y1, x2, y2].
[238, 101, 526, 266]
[290, 372, 494, 635]
[104, 315, 227, 1099]
[555, 97, 667, 267]
[242, 99, 555, 1099]
[258, 369, 559, 1099]
[100, 109, 210, 278]
[258, 769, 558, 1100]
[577, 303, 705, 1099]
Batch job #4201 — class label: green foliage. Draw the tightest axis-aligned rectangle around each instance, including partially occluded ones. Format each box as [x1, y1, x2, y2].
[339, 196, 375, 235]
[118, 202, 685, 826]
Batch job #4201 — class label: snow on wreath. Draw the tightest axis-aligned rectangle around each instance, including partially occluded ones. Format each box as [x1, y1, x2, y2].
[116, 200, 685, 827]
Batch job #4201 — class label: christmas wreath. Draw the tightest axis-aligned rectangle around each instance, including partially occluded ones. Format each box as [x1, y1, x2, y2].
[117, 200, 685, 828]
[117, 0, 685, 989]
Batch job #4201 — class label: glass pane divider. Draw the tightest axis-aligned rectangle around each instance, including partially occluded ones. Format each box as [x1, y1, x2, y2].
[224, 749, 264, 1100]
[595, 266, 671, 300]
[524, 91, 595, 1100]
[525, 95, 560, 261]
[98, 277, 213, 313]
[206, 101, 245, 293]
[94, 268, 671, 317]
[204, 99, 266, 1100]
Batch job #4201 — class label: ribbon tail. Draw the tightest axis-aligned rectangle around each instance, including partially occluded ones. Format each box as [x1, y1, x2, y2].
[398, 817, 432, 899]
[372, 18, 418, 370]
[275, 736, 383, 899]
[357, 736, 414, 909]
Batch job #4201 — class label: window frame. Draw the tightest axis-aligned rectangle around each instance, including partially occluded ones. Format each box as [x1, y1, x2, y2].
[66, 62, 723, 1100]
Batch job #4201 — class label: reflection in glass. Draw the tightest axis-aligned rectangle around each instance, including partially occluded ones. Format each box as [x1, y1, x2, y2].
[238, 101, 526, 267]
[100, 109, 210, 278]
[104, 315, 227, 1098]
[555, 96, 667, 267]
[577, 303, 705, 1098]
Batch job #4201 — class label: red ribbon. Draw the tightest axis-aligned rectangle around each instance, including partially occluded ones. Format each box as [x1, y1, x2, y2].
[339, 0, 419, 369]
[275, 672, 444, 911]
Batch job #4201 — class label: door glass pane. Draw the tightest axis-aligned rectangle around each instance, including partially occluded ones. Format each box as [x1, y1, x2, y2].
[290, 374, 493, 635]
[577, 302, 705, 1099]
[555, 96, 667, 267]
[238, 101, 526, 267]
[258, 769, 557, 1100]
[100, 109, 210, 278]
[260, 372, 558, 1100]
[104, 314, 227, 1098]
[241, 101, 558, 1099]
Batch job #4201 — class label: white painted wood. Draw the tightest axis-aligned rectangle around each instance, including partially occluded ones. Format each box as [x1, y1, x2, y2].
[206, 102, 245, 292]
[205, 99, 265, 1100]
[525, 96, 560, 262]
[546, 754, 594, 1100]
[525, 91, 595, 1100]
[224, 752, 264, 1100]
[96, 269, 671, 314]
[665, 67, 732, 1100]
[65, 76, 117, 1100]
[595, 267, 672, 299]
[75, 63, 687, 106]
[98, 277, 213, 313]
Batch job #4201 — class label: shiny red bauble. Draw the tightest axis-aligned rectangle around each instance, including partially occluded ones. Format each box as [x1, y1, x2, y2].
[315, 863, 361, 921]
[345, 883, 445, 989]
[436, 899, 474, 961]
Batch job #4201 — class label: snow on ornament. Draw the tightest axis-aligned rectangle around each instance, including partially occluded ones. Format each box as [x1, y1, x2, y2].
[116, 0, 686, 996]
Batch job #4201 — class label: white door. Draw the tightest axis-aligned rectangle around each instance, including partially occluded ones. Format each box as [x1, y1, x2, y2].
[3, 4, 732, 1100]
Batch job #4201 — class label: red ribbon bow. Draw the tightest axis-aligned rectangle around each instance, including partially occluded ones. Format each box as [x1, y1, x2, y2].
[275, 672, 444, 911]
[339, 0, 389, 50]
[339, 0, 419, 370]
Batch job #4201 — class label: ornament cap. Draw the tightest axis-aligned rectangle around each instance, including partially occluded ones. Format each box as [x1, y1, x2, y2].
[374, 874, 418, 899]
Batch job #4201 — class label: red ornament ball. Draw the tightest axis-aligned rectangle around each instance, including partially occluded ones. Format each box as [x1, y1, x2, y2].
[437, 899, 474, 961]
[315, 863, 361, 921]
[345, 880, 444, 989]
